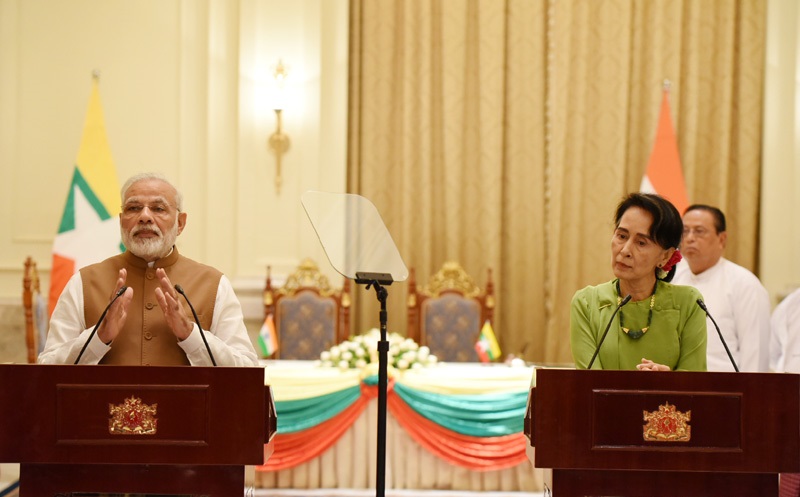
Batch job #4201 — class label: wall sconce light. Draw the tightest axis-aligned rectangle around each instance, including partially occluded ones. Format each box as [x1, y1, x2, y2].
[268, 60, 290, 194]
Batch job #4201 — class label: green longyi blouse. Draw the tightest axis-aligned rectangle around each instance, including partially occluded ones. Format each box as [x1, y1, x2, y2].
[570, 279, 707, 371]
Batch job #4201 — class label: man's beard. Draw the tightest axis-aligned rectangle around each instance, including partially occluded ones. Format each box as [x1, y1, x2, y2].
[122, 221, 179, 261]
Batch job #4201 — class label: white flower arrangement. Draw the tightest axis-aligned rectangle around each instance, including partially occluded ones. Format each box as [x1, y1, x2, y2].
[319, 328, 438, 371]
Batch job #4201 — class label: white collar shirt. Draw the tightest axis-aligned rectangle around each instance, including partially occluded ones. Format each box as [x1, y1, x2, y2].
[672, 257, 771, 372]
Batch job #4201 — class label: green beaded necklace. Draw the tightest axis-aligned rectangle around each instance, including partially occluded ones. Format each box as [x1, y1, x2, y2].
[616, 279, 656, 339]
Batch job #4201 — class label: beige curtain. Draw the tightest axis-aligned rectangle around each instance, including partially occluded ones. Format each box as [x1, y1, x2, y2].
[348, 0, 765, 364]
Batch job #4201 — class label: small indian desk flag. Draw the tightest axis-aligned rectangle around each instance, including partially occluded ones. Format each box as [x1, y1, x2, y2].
[258, 313, 278, 358]
[474, 320, 501, 363]
[48, 76, 123, 315]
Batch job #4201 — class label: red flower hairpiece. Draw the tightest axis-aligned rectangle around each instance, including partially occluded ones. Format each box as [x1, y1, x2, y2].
[662, 249, 683, 273]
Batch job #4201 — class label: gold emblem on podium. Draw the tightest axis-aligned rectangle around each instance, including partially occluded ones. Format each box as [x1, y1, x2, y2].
[643, 402, 690, 442]
[109, 396, 158, 435]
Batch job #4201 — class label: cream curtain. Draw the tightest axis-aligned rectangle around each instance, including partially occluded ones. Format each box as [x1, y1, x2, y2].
[347, 0, 765, 364]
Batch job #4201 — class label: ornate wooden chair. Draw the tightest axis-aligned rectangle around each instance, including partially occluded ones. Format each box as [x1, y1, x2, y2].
[406, 261, 495, 362]
[263, 258, 351, 360]
[23, 256, 47, 363]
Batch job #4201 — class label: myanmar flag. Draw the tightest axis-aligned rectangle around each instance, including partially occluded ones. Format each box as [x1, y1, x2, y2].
[474, 320, 501, 363]
[640, 85, 689, 215]
[48, 78, 123, 315]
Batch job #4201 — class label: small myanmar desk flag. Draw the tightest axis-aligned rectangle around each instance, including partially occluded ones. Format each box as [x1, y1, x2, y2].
[640, 80, 689, 214]
[474, 320, 501, 363]
[48, 75, 123, 314]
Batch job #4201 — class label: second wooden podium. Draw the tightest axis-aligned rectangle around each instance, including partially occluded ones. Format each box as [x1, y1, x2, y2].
[525, 368, 800, 497]
[0, 364, 277, 496]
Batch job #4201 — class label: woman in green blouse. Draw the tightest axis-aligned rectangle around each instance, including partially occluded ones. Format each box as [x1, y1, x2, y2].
[570, 193, 707, 371]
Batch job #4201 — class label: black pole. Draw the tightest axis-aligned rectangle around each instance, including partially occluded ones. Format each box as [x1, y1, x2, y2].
[356, 272, 393, 497]
[373, 281, 388, 497]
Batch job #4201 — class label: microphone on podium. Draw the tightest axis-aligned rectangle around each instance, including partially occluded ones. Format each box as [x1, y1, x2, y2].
[74, 286, 128, 364]
[175, 284, 217, 366]
[587, 294, 632, 369]
[696, 299, 739, 372]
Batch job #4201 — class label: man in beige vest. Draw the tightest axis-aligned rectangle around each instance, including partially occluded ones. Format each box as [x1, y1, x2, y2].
[39, 173, 258, 366]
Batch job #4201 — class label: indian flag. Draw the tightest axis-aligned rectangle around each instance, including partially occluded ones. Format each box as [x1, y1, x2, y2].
[474, 320, 501, 363]
[48, 78, 123, 314]
[258, 313, 279, 358]
[640, 84, 689, 215]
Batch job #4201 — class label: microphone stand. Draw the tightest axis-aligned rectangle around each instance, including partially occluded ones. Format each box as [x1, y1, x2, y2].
[697, 299, 739, 372]
[176, 284, 217, 366]
[356, 272, 392, 497]
[74, 286, 127, 364]
[587, 294, 631, 369]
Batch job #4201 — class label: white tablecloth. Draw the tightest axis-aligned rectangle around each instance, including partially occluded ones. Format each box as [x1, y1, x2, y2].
[255, 361, 543, 491]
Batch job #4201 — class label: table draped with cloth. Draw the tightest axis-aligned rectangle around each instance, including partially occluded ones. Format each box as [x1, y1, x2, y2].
[255, 361, 543, 492]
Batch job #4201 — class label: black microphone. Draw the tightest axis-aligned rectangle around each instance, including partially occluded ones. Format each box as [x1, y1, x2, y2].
[175, 284, 217, 366]
[587, 294, 632, 369]
[696, 299, 739, 372]
[74, 286, 128, 364]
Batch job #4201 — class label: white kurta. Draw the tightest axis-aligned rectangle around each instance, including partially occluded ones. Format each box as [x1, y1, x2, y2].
[770, 287, 800, 373]
[672, 258, 771, 372]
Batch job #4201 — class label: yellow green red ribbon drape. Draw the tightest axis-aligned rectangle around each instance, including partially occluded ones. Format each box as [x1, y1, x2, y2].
[264, 382, 380, 469]
[258, 364, 533, 472]
[387, 389, 528, 470]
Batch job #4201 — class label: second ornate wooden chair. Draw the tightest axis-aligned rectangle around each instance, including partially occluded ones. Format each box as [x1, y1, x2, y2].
[406, 261, 495, 362]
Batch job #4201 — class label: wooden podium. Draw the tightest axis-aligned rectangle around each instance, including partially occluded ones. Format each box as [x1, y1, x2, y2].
[0, 364, 277, 496]
[524, 368, 800, 497]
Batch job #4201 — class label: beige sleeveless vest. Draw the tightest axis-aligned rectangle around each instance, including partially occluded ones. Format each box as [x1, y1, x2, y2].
[81, 247, 222, 366]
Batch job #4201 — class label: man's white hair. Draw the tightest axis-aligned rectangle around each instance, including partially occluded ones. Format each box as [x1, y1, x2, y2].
[121, 172, 183, 211]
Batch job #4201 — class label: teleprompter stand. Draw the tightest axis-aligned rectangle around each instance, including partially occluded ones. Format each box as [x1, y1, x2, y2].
[303, 192, 408, 497]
